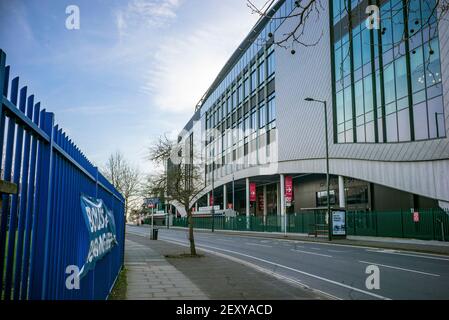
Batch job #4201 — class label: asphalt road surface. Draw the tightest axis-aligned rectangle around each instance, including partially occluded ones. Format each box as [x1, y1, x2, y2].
[127, 225, 449, 300]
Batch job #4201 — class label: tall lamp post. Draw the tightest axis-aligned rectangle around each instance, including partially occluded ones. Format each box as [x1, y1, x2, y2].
[305, 97, 332, 241]
[211, 161, 215, 232]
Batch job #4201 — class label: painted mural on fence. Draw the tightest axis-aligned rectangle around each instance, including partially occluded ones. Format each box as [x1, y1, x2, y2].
[79, 194, 118, 279]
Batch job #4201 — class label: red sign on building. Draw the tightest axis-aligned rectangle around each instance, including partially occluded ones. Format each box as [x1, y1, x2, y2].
[413, 211, 420, 223]
[250, 183, 257, 202]
[285, 176, 293, 207]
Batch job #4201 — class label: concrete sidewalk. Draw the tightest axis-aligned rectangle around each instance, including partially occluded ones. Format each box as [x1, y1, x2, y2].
[168, 226, 449, 256]
[124, 238, 207, 300]
[122, 233, 327, 300]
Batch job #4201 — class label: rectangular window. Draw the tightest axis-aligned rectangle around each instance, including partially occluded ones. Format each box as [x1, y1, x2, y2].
[410, 46, 425, 93]
[258, 61, 265, 86]
[395, 56, 408, 99]
[353, 32, 362, 70]
[386, 113, 398, 142]
[259, 104, 266, 128]
[251, 111, 257, 132]
[383, 63, 395, 104]
[316, 190, 337, 207]
[354, 80, 364, 117]
[244, 77, 249, 98]
[344, 86, 353, 121]
[363, 76, 373, 112]
[268, 95, 276, 123]
[361, 27, 371, 66]
[336, 91, 345, 126]
[428, 96, 446, 138]
[237, 85, 242, 104]
[251, 71, 257, 92]
[267, 52, 275, 77]
[397, 108, 411, 142]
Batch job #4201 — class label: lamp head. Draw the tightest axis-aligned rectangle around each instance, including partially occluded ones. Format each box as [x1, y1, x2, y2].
[304, 97, 315, 102]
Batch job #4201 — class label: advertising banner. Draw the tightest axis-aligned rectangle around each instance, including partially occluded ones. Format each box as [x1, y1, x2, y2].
[285, 176, 293, 207]
[250, 183, 257, 202]
[79, 195, 118, 279]
[332, 210, 346, 236]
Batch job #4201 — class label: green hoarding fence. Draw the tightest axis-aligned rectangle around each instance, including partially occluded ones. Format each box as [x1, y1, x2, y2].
[347, 208, 449, 241]
[173, 208, 449, 242]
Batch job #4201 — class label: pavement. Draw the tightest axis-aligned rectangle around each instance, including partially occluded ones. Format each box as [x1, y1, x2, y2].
[124, 232, 326, 300]
[124, 238, 207, 300]
[127, 226, 449, 300]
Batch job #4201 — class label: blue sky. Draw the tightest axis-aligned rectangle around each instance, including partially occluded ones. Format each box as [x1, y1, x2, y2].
[0, 0, 263, 173]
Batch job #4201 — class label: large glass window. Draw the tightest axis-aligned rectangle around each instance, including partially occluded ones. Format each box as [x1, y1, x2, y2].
[332, 0, 445, 144]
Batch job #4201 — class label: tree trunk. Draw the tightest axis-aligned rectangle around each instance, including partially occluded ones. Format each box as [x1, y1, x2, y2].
[187, 208, 197, 256]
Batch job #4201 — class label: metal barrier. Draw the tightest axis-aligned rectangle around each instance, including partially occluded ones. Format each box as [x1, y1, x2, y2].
[173, 208, 449, 242]
[0, 49, 125, 300]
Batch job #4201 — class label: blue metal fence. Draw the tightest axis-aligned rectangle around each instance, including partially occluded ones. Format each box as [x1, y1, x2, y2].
[0, 49, 125, 300]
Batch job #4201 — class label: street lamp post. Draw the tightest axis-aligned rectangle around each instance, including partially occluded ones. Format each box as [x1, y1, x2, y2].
[305, 98, 332, 241]
[232, 162, 235, 213]
[211, 161, 215, 232]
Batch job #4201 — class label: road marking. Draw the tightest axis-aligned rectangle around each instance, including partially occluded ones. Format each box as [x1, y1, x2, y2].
[160, 238, 340, 300]
[367, 249, 449, 262]
[328, 250, 346, 253]
[310, 247, 322, 251]
[291, 249, 332, 258]
[359, 261, 440, 277]
[245, 242, 273, 248]
[162, 237, 390, 300]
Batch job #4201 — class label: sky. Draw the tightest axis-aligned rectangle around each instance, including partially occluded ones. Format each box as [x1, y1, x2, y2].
[0, 0, 265, 173]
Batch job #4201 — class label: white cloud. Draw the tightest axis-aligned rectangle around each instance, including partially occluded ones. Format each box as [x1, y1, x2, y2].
[116, 0, 183, 38]
[140, 3, 261, 114]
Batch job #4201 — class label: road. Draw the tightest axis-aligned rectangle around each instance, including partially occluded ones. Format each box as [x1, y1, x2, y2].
[127, 225, 449, 300]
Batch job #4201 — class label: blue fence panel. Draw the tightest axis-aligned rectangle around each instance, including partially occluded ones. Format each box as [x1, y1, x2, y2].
[0, 49, 125, 300]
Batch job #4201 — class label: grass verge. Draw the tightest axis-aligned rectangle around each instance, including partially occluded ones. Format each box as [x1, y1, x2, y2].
[108, 267, 128, 300]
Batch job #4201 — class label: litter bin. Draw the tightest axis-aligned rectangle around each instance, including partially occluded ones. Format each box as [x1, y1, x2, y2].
[152, 228, 158, 240]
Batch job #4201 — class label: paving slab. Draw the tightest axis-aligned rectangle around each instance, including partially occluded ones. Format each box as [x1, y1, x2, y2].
[124, 238, 208, 300]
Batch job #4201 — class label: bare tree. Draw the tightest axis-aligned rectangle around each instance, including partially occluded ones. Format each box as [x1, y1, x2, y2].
[103, 151, 141, 221]
[247, 0, 448, 52]
[147, 135, 204, 256]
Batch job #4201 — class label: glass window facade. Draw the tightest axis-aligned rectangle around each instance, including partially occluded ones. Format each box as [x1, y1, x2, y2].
[332, 0, 445, 144]
[204, 33, 278, 182]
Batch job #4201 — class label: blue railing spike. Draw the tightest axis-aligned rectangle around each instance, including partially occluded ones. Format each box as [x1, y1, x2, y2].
[10, 77, 19, 105]
[3, 65, 10, 96]
[34, 102, 41, 125]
